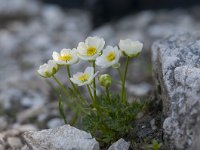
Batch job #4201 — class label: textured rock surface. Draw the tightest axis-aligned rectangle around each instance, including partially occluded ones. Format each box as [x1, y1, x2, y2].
[0, 124, 37, 150]
[108, 138, 130, 150]
[152, 32, 200, 150]
[23, 125, 100, 150]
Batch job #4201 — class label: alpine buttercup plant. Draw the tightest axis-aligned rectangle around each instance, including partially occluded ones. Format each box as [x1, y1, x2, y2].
[38, 36, 144, 145]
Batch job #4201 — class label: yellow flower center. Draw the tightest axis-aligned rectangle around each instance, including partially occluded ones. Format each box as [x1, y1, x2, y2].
[87, 47, 97, 56]
[79, 74, 89, 82]
[59, 54, 72, 61]
[106, 52, 115, 61]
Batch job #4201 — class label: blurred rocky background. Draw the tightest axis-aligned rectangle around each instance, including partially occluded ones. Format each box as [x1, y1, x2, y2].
[0, 0, 200, 149]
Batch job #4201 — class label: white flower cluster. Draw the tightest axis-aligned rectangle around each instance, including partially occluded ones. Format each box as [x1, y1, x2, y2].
[38, 36, 143, 86]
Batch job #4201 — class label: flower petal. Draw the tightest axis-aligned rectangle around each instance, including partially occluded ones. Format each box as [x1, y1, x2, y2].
[52, 52, 60, 61]
[77, 42, 87, 55]
[88, 71, 99, 83]
[84, 67, 94, 76]
[60, 48, 71, 55]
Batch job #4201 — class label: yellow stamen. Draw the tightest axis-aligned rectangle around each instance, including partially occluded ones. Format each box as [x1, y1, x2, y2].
[59, 54, 72, 61]
[87, 47, 97, 56]
[79, 74, 89, 82]
[106, 52, 115, 61]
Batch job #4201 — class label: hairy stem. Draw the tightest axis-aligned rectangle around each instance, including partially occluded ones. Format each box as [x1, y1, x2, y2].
[87, 85, 109, 130]
[47, 80, 75, 111]
[52, 75, 86, 114]
[117, 67, 123, 81]
[121, 57, 129, 103]
[58, 95, 67, 124]
[70, 109, 80, 126]
[106, 87, 111, 104]
[87, 85, 95, 105]
[92, 61, 97, 101]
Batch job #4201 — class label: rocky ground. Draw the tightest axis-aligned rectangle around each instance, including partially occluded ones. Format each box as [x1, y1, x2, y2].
[1, 0, 200, 149]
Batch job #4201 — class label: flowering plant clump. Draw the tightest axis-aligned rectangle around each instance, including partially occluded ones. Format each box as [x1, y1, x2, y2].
[38, 36, 144, 145]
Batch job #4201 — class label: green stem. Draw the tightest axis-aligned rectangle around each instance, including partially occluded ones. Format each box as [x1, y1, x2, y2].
[52, 75, 87, 114]
[52, 75, 70, 97]
[47, 79, 77, 113]
[117, 67, 123, 81]
[66, 65, 88, 106]
[58, 95, 67, 124]
[70, 110, 80, 126]
[106, 87, 111, 104]
[121, 57, 129, 103]
[92, 61, 97, 101]
[87, 85, 95, 105]
[87, 85, 109, 130]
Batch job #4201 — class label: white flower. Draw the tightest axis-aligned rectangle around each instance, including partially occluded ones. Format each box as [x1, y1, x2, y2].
[95, 46, 121, 68]
[70, 67, 99, 86]
[37, 60, 58, 78]
[77, 36, 105, 61]
[52, 48, 78, 65]
[119, 39, 143, 57]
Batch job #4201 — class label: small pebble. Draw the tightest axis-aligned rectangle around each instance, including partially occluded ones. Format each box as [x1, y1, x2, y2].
[150, 118, 157, 130]
[16, 124, 38, 132]
[142, 125, 146, 128]
[47, 118, 64, 129]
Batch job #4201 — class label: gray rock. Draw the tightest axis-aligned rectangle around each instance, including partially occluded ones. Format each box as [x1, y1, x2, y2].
[0, 124, 38, 149]
[108, 138, 130, 150]
[22, 145, 29, 150]
[152, 32, 200, 150]
[12, 124, 38, 132]
[23, 125, 100, 150]
[7, 137, 23, 148]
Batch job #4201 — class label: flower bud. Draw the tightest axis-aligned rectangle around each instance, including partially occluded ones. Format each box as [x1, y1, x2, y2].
[119, 39, 143, 58]
[37, 60, 58, 78]
[98, 74, 112, 88]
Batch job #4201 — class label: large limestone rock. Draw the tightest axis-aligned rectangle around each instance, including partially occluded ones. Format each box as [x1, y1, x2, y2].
[23, 125, 100, 150]
[152, 32, 200, 150]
